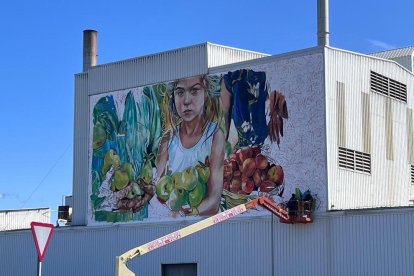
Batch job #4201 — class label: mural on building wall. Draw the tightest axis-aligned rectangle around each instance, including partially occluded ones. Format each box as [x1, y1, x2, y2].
[89, 62, 324, 224]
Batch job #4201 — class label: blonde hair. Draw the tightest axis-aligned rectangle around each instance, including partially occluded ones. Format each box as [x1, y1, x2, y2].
[161, 74, 225, 139]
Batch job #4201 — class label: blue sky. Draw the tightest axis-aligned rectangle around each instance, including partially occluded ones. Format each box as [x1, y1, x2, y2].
[0, 0, 413, 224]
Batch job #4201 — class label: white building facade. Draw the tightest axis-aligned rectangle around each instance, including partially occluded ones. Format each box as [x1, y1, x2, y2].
[1, 42, 413, 276]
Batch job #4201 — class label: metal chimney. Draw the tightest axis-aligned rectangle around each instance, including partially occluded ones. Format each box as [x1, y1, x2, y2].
[83, 30, 97, 71]
[317, 0, 329, 46]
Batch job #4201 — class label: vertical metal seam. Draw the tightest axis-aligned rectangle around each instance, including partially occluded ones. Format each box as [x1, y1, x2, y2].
[385, 97, 394, 160]
[337, 81, 346, 147]
[362, 92, 371, 153]
[407, 108, 414, 164]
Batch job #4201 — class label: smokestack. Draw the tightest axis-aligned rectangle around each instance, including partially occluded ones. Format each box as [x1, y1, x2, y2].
[317, 0, 329, 46]
[83, 30, 97, 71]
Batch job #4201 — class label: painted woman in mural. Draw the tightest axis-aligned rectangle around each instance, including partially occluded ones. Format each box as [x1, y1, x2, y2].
[154, 75, 225, 216]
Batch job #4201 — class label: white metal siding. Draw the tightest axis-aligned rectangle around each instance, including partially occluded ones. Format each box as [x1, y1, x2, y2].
[370, 46, 414, 72]
[206, 43, 269, 68]
[73, 73, 89, 226]
[0, 208, 50, 231]
[325, 47, 414, 210]
[87, 44, 209, 95]
[1, 210, 414, 276]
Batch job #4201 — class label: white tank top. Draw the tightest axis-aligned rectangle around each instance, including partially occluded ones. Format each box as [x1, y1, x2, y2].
[167, 122, 216, 173]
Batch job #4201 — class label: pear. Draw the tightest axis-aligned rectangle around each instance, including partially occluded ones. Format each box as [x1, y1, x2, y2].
[102, 149, 120, 175]
[92, 124, 107, 149]
[121, 162, 135, 180]
[139, 159, 153, 184]
[196, 164, 210, 184]
[132, 182, 144, 196]
[112, 170, 130, 191]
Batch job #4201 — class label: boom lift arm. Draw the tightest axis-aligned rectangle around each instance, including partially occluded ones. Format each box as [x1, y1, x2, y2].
[115, 195, 308, 276]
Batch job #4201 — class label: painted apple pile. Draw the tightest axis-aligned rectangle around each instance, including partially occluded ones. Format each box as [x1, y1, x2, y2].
[155, 160, 210, 212]
[223, 145, 284, 194]
[102, 149, 155, 212]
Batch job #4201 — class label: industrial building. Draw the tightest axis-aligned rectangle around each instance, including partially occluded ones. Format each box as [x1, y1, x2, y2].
[1, 1, 414, 275]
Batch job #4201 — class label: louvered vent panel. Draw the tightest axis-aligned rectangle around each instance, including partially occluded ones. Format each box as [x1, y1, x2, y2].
[338, 147, 355, 170]
[370, 71, 388, 96]
[355, 151, 371, 173]
[370, 71, 407, 103]
[389, 79, 407, 102]
[338, 147, 371, 174]
[411, 165, 414, 183]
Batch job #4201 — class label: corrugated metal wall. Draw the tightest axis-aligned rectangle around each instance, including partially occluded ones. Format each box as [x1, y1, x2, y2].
[325, 47, 414, 210]
[1, 210, 413, 276]
[206, 43, 269, 68]
[88, 44, 209, 95]
[370, 46, 414, 73]
[0, 208, 50, 231]
[73, 73, 89, 226]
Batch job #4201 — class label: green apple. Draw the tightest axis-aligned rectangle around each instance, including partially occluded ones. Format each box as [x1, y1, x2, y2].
[155, 175, 173, 202]
[177, 167, 198, 191]
[102, 149, 120, 175]
[172, 171, 182, 188]
[188, 181, 206, 207]
[168, 188, 188, 211]
[112, 170, 129, 190]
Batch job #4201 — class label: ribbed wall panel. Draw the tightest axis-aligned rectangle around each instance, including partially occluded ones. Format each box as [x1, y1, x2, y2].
[87, 44, 208, 95]
[73, 73, 89, 226]
[385, 97, 394, 160]
[407, 108, 414, 164]
[336, 81, 346, 147]
[0, 208, 50, 231]
[206, 43, 269, 68]
[370, 46, 414, 72]
[325, 47, 414, 210]
[362, 92, 371, 153]
[2, 210, 414, 276]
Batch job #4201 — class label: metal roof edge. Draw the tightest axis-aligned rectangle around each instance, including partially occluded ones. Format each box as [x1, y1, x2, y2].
[368, 45, 414, 57]
[206, 42, 270, 57]
[75, 42, 210, 74]
[326, 46, 414, 76]
[76, 42, 271, 75]
[0, 207, 50, 213]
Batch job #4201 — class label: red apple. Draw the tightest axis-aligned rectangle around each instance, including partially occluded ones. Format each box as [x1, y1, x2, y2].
[228, 153, 238, 162]
[241, 177, 254, 194]
[253, 170, 262, 187]
[255, 154, 268, 170]
[267, 164, 284, 185]
[223, 164, 233, 180]
[223, 180, 229, 190]
[233, 170, 241, 178]
[242, 158, 256, 178]
[259, 180, 276, 193]
[229, 159, 239, 172]
[238, 146, 253, 164]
